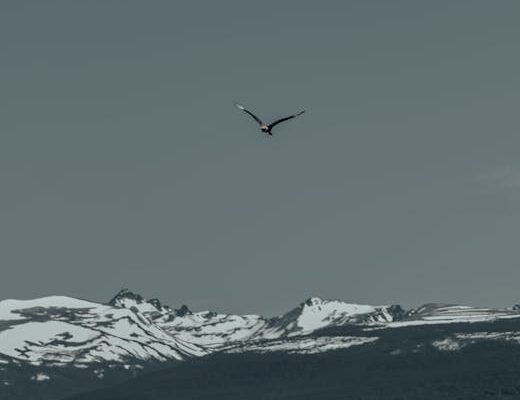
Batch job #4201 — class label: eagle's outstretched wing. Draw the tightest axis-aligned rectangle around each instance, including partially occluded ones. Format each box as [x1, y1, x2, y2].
[235, 103, 264, 126]
[268, 110, 306, 130]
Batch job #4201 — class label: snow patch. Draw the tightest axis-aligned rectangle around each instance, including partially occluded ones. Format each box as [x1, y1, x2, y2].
[229, 336, 378, 354]
[31, 373, 50, 382]
[94, 369, 104, 379]
[432, 338, 462, 351]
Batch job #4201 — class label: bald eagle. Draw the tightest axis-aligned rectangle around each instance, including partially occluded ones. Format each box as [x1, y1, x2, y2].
[235, 103, 306, 136]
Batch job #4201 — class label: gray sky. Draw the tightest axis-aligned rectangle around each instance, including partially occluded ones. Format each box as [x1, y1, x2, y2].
[2, 1, 520, 316]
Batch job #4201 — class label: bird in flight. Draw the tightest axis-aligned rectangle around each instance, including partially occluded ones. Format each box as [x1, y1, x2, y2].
[235, 103, 306, 136]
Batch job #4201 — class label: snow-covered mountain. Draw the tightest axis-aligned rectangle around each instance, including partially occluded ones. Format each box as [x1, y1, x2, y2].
[106, 291, 409, 347]
[108, 289, 267, 348]
[4, 289, 520, 400]
[257, 297, 405, 339]
[385, 303, 520, 328]
[0, 294, 205, 367]
[106, 291, 406, 348]
[105, 290, 520, 358]
[62, 295, 520, 400]
[3, 289, 520, 368]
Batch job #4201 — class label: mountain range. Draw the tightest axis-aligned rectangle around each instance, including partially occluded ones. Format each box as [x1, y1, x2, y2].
[2, 289, 520, 399]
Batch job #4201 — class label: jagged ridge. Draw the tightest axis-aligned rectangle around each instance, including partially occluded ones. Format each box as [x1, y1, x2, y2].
[2, 289, 520, 369]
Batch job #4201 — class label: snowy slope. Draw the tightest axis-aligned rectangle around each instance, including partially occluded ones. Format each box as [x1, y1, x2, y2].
[258, 297, 405, 338]
[0, 295, 205, 367]
[108, 289, 268, 348]
[159, 311, 267, 348]
[384, 303, 520, 328]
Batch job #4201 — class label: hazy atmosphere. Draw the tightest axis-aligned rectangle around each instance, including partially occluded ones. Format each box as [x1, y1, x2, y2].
[2, 1, 520, 315]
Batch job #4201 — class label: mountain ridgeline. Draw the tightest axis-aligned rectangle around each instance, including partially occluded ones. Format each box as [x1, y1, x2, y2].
[2, 289, 520, 399]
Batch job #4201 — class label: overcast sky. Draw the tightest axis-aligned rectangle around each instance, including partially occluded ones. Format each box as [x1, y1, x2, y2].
[2, 1, 520, 315]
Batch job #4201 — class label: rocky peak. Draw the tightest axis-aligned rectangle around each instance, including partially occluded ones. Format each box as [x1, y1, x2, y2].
[175, 305, 192, 317]
[108, 289, 145, 307]
[304, 297, 325, 307]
